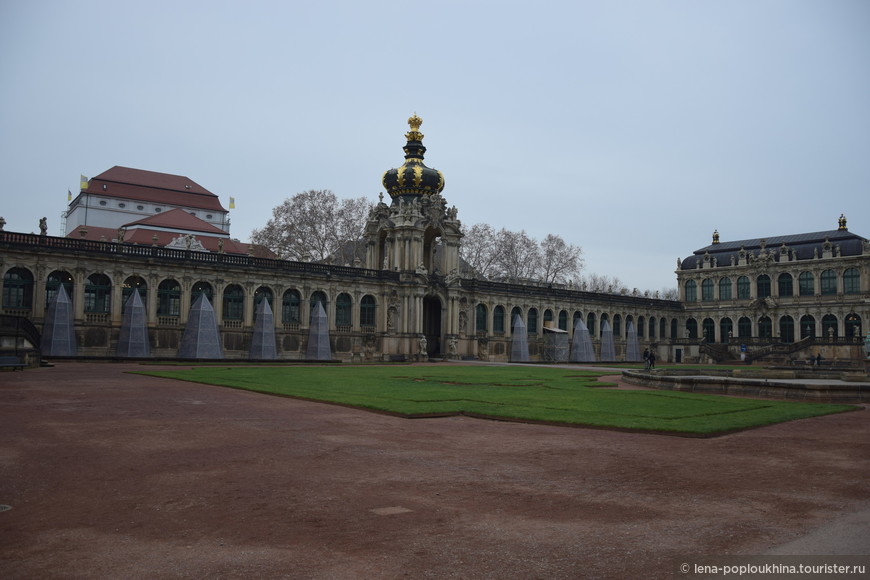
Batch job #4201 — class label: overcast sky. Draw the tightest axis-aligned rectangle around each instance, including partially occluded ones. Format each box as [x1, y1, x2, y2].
[1, 0, 868, 292]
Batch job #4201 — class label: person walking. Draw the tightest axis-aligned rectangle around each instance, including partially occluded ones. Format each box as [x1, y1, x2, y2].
[648, 350, 656, 370]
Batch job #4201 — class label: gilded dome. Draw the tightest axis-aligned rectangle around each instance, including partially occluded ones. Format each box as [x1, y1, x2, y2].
[382, 115, 445, 198]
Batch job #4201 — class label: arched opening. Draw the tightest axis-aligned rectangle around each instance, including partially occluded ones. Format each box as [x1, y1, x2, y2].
[422, 227, 443, 273]
[423, 295, 442, 356]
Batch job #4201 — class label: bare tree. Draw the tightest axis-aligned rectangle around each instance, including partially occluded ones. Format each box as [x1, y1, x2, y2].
[581, 273, 628, 294]
[251, 189, 372, 262]
[539, 233, 583, 284]
[460, 223, 499, 278]
[493, 228, 541, 281]
[659, 287, 679, 301]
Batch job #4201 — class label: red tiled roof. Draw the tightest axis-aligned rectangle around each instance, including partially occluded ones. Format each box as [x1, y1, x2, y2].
[124, 208, 227, 235]
[66, 225, 260, 256]
[83, 166, 227, 212]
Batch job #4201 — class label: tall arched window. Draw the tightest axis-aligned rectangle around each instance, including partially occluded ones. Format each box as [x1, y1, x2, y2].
[335, 293, 352, 327]
[586, 312, 596, 337]
[360, 295, 376, 328]
[253, 286, 273, 317]
[798, 272, 814, 296]
[649, 317, 657, 339]
[558, 310, 568, 331]
[222, 284, 244, 321]
[510, 306, 523, 332]
[493, 305, 505, 334]
[670, 318, 677, 339]
[2, 267, 34, 309]
[737, 276, 750, 299]
[718, 277, 732, 300]
[820, 270, 837, 295]
[475, 304, 488, 334]
[191, 281, 213, 302]
[780, 315, 795, 343]
[845, 313, 862, 339]
[85, 273, 111, 313]
[637, 316, 645, 338]
[800, 315, 816, 339]
[685, 280, 697, 302]
[157, 279, 181, 317]
[821, 314, 838, 338]
[122, 276, 147, 307]
[844, 268, 860, 294]
[527, 308, 539, 335]
[310, 291, 328, 311]
[778, 273, 793, 297]
[758, 316, 772, 339]
[757, 274, 771, 298]
[572, 311, 582, 331]
[282, 289, 301, 324]
[46, 270, 74, 305]
[685, 318, 698, 339]
[701, 279, 714, 301]
[702, 318, 715, 342]
[613, 314, 622, 337]
[543, 309, 553, 328]
[720, 318, 733, 342]
[738, 316, 752, 338]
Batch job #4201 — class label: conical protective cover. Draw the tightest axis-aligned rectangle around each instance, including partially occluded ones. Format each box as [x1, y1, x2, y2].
[41, 284, 77, 356]
[178, 293, 223, 359]
[116, 291, 151, 357]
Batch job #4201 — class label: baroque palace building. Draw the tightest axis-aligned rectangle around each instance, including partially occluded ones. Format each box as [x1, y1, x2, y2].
[1, 116, 868, 365]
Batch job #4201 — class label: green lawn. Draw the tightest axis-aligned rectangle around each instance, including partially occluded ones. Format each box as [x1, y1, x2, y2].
[137, 365, 857, 436]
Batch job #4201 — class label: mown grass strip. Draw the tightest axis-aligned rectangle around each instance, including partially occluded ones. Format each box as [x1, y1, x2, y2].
[136, 365, 857, 436]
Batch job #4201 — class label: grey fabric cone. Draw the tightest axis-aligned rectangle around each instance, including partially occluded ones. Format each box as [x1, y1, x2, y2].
[41, 284, 77, 356]
[249, 299, 277, 359]
[305, 301, 332, 360]
[510, 314, 529, 362]
[117, 291, 151, 357]
[178, 293, 223, 359]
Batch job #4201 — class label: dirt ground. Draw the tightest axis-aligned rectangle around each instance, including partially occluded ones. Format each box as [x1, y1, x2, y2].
[1, 362, 868, 579]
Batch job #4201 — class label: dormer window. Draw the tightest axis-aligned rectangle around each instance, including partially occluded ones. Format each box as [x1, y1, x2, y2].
[99, 200, 107, 206]
[118, 203, 126, 208]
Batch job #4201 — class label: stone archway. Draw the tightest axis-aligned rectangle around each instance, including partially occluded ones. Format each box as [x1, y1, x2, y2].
[423, 295, 442, 356]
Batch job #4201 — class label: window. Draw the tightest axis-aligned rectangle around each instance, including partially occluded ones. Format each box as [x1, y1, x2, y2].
[121, 276, 147, 307]
[738, 317, 752, 338]
[702, 318, 715, 342]
[780, 316, 795, 343]
[137, 205, 144, 211]
[613, 314, 622, 337]
[254, 286, 273, 317]
[360, 295, 376, 327]
[527, 308, 538, 334]
[844, 268, 860, 294]
[493, 305, 505, 334]
[157, 279, 181, 316]
[558, 310, 568, 331]
[778, 273, 793, 297]
[586, 312, 596, 337]
[670, 318, 678, 339]
[798, 272, 814, 296]
[845, 314, 862, 339]
[821, 314, 838, 338]
[282, 289, 301, 324]
[685, 319, 698, 339]
[719, 318, 733, 342]
[99, 200, 107, 206]
[820, 270, 837, 295]
[191, 281, 213, 302]
[310, 291, 328, 312]
[46, 271, 74, 305]
[685, 280, 697, 302]
[718, 277, 732, 300]
[336, 293, 352, 326]
[701, 279, 713, 301]
[758, 316, 772, 339]
[800, 315, 816, 339]
[572, 311, 582, 332]
[510, 307, 523, 332]
[118, 202, 126, 208]
[637, 316, 645, 338]
[757, 275, 771, 298]
[84, 273, 111, 313]
[737, 276, 750, 299]
[649, 317, 656, 339]
[543, 309, 553, 327]
[2, 267, 34, 309]
[475, 304, 488, 333]
[222, 284, 244, 321]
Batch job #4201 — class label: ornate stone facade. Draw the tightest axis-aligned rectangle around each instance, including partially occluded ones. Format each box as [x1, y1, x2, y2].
[2, 119, 867, 364]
